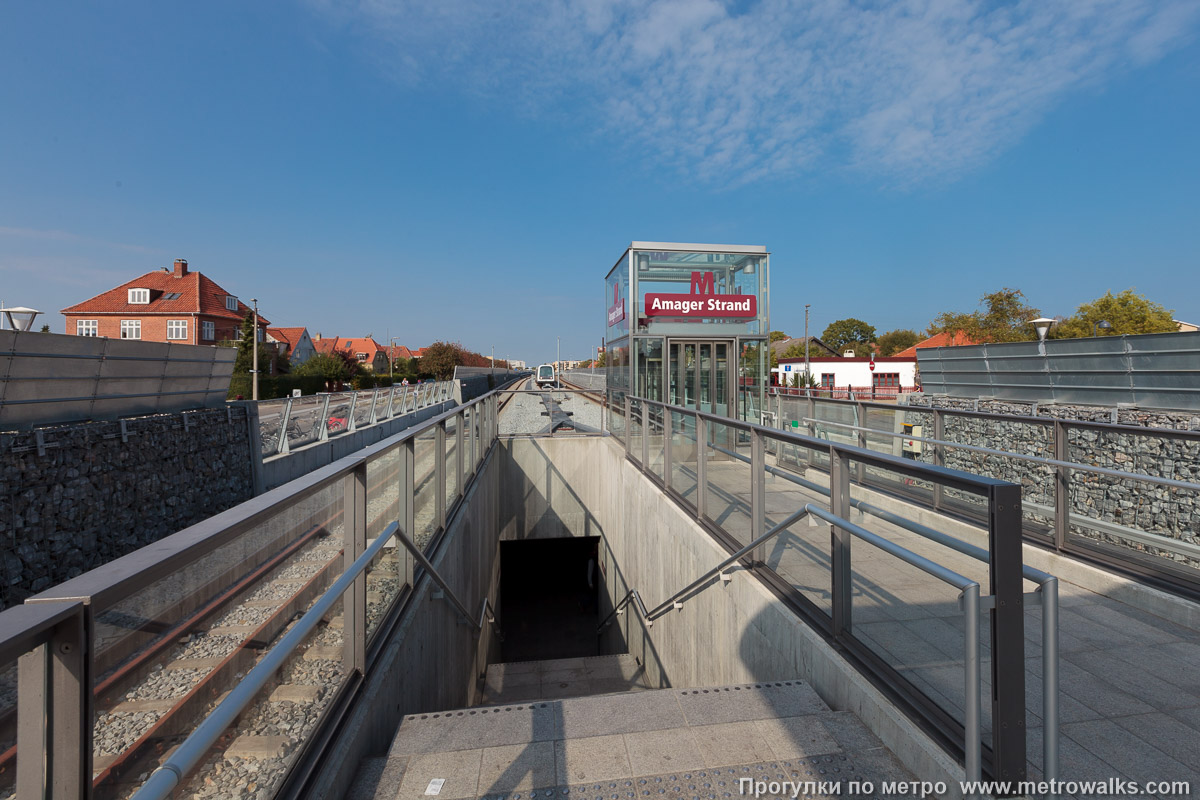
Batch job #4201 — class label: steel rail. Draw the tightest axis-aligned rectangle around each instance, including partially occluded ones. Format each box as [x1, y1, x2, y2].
[131, 520, 403, 800]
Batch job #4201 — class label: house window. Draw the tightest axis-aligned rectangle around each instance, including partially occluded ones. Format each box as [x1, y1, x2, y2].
[167, 320, 188, 340]
[225, 296, 238, 311]
[76, 320, 98, 337]
[821, 373, 835, 387]
[128, 288, 150, 304]
[202, 320, 215, 340]
[356, 352, 368, 361]
[120, 320, 141, 339]
[872, 372, 900, 388]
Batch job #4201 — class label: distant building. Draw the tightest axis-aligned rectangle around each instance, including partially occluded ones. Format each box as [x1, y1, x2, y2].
[266, 327, 317, 367]
[1176, 320, 1198, 333]
[62, 259, 269, 344]
[774, 353, 919, 397]
[893, 330, 978, 358]
[310, 335, 390, 372]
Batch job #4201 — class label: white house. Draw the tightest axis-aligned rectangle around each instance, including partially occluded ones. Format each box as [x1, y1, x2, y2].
[773, 354, 919, 397]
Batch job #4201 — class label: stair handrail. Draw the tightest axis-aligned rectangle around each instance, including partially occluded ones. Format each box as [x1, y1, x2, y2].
[597, 506, 811, 634]
[393, 523, 486, 631]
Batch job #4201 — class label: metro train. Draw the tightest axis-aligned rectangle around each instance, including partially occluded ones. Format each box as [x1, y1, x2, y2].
[535, 363, 556, 388]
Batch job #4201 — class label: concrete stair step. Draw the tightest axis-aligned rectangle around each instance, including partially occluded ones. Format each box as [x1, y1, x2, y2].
[360, 681, 910, 800]
[481, 654, 650, 705]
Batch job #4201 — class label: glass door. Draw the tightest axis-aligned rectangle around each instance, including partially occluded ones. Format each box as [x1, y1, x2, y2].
[667, 340, 733, 415]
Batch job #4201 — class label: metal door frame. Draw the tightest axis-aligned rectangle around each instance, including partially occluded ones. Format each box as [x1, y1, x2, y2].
[665, 338, 734, 414]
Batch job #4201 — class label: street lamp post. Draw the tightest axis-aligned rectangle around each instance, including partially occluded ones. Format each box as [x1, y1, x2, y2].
[804, 303, 811, 392]
[1093, 319, 1112, 337]
[251, 298, 259, 401]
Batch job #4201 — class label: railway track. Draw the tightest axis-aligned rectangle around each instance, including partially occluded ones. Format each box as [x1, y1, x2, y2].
[0, 436, 444, 800]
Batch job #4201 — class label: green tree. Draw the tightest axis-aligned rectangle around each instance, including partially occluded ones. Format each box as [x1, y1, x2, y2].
[595, 350, 607, 368]
[39, 324, 50, 333]
[1051, 289, 1176, 339]
[232, 312, 273, 375]
[294, 352, 351, 382]
[876, 329, 921, 356]
[769, 330, 789, 343]
[928, 288, 1039, 343]
[421, 341, 465, 380]
[822, 318, 876, 356]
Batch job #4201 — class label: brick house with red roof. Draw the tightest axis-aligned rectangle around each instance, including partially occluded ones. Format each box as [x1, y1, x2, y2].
[310, 335, 391, 372]
[61, 259, 269, 345]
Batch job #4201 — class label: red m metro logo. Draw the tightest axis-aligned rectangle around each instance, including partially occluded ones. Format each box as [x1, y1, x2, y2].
[644, 271, 756, 318]
[689, 271, 716, 295]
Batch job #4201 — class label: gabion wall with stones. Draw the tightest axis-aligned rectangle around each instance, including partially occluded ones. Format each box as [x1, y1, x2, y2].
[0, 407, 255, 609]
[898, 395, 1200, 572]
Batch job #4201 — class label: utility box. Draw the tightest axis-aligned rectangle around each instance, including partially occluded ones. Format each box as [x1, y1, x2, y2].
[902, 423, 923, 457]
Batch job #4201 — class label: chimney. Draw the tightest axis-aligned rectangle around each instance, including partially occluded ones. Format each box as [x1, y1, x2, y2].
[173, 259, 188, 277]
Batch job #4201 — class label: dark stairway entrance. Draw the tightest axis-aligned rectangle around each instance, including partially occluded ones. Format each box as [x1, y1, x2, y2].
[499, 537, 601, 662]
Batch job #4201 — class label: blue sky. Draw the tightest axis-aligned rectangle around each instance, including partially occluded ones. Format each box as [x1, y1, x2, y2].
[2, 1, 1198, 365]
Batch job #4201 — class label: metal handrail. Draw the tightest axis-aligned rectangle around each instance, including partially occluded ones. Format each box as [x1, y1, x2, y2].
[804, 417, 1200, 493]
[131, 520, 403, 800]
[803, 505, 983, 789]
[393, 524, 480, 628]
[597, 507, 811, 633]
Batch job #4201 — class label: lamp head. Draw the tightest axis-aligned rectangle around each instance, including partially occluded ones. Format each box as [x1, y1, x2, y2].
[1029, 317, 1056, 342]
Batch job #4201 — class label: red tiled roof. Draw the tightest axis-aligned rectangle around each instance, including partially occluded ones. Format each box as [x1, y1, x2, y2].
[61, 266, 270, 326]
[894, 331, 978, 359]
[313, 337, 340, 355]
[266, 327, 307, 348]
[337, 337, 385, 356]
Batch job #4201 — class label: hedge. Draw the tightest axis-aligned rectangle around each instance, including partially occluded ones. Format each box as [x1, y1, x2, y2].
[227, 375, 328, 400]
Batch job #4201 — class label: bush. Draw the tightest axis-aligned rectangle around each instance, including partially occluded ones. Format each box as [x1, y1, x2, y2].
[227, 375, 327, 400]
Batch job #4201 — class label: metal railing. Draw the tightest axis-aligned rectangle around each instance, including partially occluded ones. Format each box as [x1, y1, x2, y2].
[772, 391, 1200, 597]
[256, 380, 455, 458]
[0, 384, 502, 799]
[613, 394, 1037, 787]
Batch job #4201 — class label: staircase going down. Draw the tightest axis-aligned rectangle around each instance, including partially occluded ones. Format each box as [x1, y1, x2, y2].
[350, 655, 914, 800]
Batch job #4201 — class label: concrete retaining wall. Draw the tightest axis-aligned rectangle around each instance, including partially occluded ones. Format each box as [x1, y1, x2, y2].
[0, 407, 254, 609]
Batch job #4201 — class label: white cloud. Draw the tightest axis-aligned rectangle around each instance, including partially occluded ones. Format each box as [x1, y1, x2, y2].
[309, 0, 1200, 184]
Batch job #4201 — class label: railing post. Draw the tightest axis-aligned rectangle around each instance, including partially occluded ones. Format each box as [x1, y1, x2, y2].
[664, 409, 674, 490]
[403, 438, 416, 587]
[988, 481, 1027, 788]
[624, 397, 632, 459]
[962, 584, 981, 793]
[641, 401, 650, 469]
[856, 401, 867, 484]
[806, 395, 816, 465]
[317, 393, 332, 442]
[346, 391, 360, 433]
[751, 428, 765, 565]
[456, 411, 465, 500]
[344, 463, 367, 675]
[436, 421, 447, 532]
[18, 604, 92, 799]
[1054, 420, 1068, 550]
[369, 388, 381, 425]
[696, 414, 708, 521]
[276, 396, 294, 455]
[932, 408, 945, 511]
[1042, 577, 1060, 794]
[830, 447, 852, 637]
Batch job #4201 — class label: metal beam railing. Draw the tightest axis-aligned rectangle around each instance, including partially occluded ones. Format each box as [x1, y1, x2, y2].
[1, 381, 506, 800]
[611, 393, 1032, 789]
